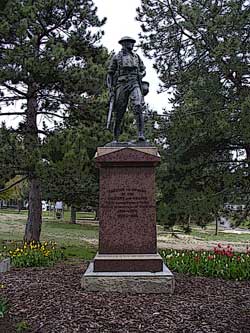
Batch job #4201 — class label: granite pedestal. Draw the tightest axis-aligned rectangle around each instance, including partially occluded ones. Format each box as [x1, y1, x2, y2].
[81, 145, 174, 293]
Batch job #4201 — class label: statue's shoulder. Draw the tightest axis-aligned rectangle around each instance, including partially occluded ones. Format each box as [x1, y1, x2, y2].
[107, 51, 119, 70]
[114, 51, 126, 67]
[116, 50, 124, 59]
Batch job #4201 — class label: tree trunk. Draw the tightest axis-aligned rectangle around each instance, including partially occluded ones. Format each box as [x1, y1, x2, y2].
[23, 83, 42, 242]
[95, 207, 99, 220]
[24, 177, 42, 242]
[17, 199, 22, 213]
[245, 145, 250, 161]
[215, 214, 219, 236]
[70, 206, 77, 224]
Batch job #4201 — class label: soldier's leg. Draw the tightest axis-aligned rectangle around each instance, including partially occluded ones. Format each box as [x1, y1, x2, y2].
[130, 87, 145, 141]
[113, 84, 129, 141]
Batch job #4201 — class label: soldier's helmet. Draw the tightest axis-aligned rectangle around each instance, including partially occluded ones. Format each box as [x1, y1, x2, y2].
[118, 36, 136, 45]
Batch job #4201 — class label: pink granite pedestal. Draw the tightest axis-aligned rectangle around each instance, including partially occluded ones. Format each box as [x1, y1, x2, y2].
[81, 146, 174, 293]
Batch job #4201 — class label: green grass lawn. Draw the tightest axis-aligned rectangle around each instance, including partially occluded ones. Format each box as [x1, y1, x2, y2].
[1, 209, 249, 259]
[42, 220, 99, 244]
[0, 209, 98, 259]
[0, 219, 98, 244]
[0, 209, 95, 220]
[0, 209, 98, 242]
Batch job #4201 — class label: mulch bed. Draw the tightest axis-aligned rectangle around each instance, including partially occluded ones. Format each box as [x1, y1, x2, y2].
[0, 262, 250, 333]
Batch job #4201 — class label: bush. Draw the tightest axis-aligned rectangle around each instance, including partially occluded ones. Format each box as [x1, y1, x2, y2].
[161, 244, 250, 280]
[0, 297, 9, 319]
[8, 241, 63, 268]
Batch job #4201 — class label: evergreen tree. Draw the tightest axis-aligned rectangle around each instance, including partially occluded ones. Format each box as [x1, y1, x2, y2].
[41, 100, 111, 223]
[137, 0, 250, 227]
[0, 0, 108, 241]
[0, 123, 27, 183]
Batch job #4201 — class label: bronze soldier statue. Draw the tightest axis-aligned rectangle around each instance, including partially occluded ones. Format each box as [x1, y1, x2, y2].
[106, 36, 149, 142]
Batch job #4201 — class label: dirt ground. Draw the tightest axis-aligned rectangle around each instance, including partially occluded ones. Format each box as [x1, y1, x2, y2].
[0, 213, 28, 222]
[1, 263, 250, 333]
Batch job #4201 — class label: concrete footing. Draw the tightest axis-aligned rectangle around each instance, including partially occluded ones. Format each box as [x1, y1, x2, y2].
[0, 258, 10, 273]
[81, 262, 174, 294]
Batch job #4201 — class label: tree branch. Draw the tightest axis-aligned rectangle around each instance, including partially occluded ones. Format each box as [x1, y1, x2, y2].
[166, 0, 196, 42]
[0, 96, 26, 102]
[37, 112, 66, 119]
[36, 6, 74, 37]
[37, 130, 50, 136]
[0, 112, 26, 116]
[2, 83, 27, 97]
[0, 176, 28, 194]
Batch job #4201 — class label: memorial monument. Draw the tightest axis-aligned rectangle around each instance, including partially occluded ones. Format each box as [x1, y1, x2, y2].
[81, 37, 174, 293]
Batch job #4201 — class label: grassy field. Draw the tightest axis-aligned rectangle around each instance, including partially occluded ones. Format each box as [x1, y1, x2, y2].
[0, 209, 95, 220]
[0, 209, 249, 257]
[0, 210, 97, 240]
[0, 209, 98, 259]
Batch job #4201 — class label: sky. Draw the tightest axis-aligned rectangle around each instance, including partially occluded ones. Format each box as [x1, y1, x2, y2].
[94, 0, 171, 112]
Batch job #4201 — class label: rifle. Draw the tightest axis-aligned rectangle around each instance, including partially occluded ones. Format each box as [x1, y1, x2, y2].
[106, 89, 115, 129]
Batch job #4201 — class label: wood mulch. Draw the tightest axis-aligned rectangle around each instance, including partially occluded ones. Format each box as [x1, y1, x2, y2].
[0, 262, 250, 333]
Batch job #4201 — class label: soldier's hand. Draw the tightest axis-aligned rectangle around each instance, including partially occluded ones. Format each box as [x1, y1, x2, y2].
[140, 71, 146, 79]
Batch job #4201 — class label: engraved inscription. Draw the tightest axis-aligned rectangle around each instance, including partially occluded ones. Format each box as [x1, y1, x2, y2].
[102, 188, 154, 218]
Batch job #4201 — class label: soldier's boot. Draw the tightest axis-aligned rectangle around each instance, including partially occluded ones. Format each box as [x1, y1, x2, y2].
[135, 106, 145, 141]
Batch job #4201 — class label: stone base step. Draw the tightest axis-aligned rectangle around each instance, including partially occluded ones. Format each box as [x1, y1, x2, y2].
[81, 262, 174, 294]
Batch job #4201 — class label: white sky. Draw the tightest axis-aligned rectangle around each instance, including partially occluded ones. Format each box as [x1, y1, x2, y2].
[95, 0, 171, 112]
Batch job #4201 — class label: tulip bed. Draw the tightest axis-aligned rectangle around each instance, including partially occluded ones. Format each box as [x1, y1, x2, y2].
[2, 241, 63, 268]
[161, 244, 250, 280]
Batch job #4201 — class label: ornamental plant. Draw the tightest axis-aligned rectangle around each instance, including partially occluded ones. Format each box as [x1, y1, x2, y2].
[8, 241, 63, 268]
[161, 244, 250, 280]
[0, 297, 9, 319]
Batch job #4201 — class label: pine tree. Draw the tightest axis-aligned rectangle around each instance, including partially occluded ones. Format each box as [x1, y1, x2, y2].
[0, 123, 27, 185]
[137, 0, 250, 227]
[0, 0, 108, 241]
[41, 102, 111, 223]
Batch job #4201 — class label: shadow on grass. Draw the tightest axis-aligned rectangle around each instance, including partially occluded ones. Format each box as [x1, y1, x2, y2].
[45, 221, 98, 231]
[63, 244, 97, 260]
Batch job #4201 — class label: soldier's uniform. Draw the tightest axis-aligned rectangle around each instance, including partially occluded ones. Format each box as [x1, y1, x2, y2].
[107, 37, 146, 141]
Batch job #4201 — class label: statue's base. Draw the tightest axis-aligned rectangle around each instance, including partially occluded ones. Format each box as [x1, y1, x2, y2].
[104, 140, 154, 148]
[86, 146, 175, 294]
[81, 262, 174, 294]
[93, 253, 163, 272]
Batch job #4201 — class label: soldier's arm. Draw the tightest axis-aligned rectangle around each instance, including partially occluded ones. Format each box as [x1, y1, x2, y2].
[106, 55, 118, 91]
[138, 55, 146, 78]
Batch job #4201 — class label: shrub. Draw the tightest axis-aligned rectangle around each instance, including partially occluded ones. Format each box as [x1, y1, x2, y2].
[161, 244, 250, 280]
[0, 297, 9, 319]
[8, 241, 63, 268]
